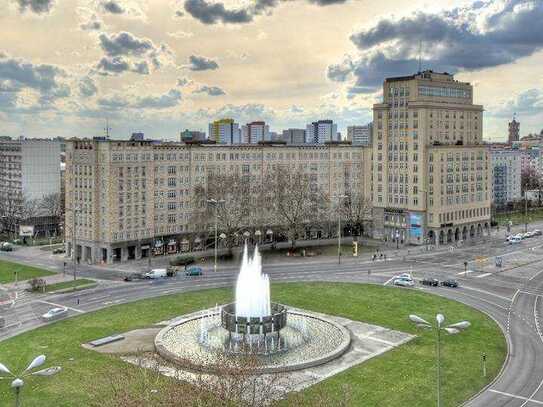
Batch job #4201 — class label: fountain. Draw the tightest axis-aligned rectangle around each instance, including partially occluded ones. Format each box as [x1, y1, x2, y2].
[155, 244, 351, 373]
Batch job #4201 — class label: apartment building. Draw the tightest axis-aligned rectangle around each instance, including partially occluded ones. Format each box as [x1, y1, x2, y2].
[491, 148, 522, 207]
[305, 120, 339, 144]
[347, 125, 373, 146]
[372, 70, 491, 246]
[0, 138, 62, 236]
[241, 121, 270, 144]
[65, 140, 371, 264]
[281, 129, 306, 144]
[209, 119, 241, 144]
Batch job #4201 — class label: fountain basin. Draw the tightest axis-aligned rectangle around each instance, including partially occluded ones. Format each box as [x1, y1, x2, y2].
[221, 302, 287, 335]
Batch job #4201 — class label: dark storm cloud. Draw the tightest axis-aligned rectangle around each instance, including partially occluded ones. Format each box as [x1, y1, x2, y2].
[102, 0, 124, 14]
[133, 61, 150, 75]
[99, 32, 154, 57]
[0, 54, 65, 93]
[182, 0, 342, 25]
[95, 56, 150, 76]
[328, 0, 543, 93]
[16, 0, 54, 14]
[193, 85, 226, 96]
[188, 55, 219, 71]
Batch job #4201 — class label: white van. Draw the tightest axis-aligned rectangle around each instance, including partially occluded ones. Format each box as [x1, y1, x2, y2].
[144, 268, 167, 279]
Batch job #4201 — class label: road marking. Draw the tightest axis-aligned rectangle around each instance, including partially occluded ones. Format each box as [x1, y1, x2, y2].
[38, 300, 84, 313]
[489, 389, 543, 405]
[457, 270, 476, 275]
[383, 276, 396, 286]
[460, 286, 512, 302]
[476, 273, 492, 278]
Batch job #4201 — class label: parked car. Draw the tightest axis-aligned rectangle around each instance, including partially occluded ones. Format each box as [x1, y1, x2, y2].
[534, 230, 542, 236]
[144, 269, 168, 279]
[185, 266, 203, 277]
[397, 273, 413, 280]
[422, 278, 439, 287]
[52, 247, 65, 254]
[441, 279, 459, 288]
[41, 307, 68, 321]
[393, 278, 414, 287]
[0, 242, 13, 252]
[509, 236, 522, 244]
[123, 272, 145, 282]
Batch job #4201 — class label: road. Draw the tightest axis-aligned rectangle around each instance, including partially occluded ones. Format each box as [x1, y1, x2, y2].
[2, 227, 543, 406]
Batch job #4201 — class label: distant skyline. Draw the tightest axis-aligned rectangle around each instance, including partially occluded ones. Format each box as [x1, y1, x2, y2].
[0, 0, 542, 141]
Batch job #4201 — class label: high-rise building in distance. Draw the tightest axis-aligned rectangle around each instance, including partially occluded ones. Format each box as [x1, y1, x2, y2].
[347, 124, 373, 146]
[180, 129, 207, 143]
[281, 129, 306, 144]
[241, 121, 270, 144]
[508, 116, 520, 144]
[306, 120, 339, 144]
[209, 119, 241, 144]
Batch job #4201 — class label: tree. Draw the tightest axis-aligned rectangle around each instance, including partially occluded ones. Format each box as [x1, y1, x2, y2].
[265, 165, 323, 249]
[341, 191, 373, 240]
[40, 192, 63, 219]
[191, 171, 253, 255]
[521, 167, 542, 206]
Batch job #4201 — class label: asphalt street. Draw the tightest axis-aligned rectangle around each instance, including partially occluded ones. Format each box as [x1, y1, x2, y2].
[2, 227, 543, 406]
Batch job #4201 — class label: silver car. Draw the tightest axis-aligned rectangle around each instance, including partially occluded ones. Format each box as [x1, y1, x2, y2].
[41, 307, 68, 321]
[394, 278, 415, 287]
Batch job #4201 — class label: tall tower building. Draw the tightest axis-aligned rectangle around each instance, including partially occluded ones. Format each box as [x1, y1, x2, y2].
[209, 119, 241, 144]
[372, 70, 491, 246]
[508, 116, 520, 144]
[347, 124, 373, 146]
[241, 121, 270, 144]
[305, 120, 339, 144]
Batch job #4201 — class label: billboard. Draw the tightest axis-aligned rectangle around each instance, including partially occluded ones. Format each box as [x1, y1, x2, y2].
[409, 213, 423, 238]
[19, 225, 34, 237]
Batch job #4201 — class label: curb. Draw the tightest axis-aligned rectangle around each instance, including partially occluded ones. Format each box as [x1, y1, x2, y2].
[47, 283, 98, 295]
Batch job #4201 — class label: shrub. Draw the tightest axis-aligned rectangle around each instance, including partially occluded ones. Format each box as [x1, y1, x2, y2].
[28, 278, 47, 292]
[169, 255, 195, 266]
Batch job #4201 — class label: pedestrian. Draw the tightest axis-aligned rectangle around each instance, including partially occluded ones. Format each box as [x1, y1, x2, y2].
[380, 253, 383, 260]
[76, 298, 80, 306]
[384, 253, 387, 261]
[372, 254, 376, 261]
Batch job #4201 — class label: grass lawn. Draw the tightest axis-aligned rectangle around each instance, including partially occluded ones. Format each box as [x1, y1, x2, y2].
[45, 279, 96, 293]
[0, 259, 55, 284]
[0, 283, 506, 407]
[495, 207, 543, 226]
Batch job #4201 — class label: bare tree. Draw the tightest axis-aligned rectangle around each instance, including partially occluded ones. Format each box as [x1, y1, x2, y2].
[40, 192, 63, 219]
[265, 165, 323, 249]
[0, 193, 22, 238]
[521, 167, 543, 206]
[341, 191, 373, 240]
[191, 171, 253, 255]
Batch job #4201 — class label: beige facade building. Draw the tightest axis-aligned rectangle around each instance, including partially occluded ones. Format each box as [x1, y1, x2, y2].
[65, 140, 371, 264]
[372, 71, 491, 246]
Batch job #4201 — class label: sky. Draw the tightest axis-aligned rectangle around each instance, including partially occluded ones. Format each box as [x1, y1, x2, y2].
[0, 0, 542, 141]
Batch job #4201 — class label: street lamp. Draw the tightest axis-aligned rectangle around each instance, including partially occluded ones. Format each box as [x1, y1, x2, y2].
[0, 355, 61, 407]
[409, 314, 470, 407]
[206, 198, 225, 273]
[333, 195, 347, 264]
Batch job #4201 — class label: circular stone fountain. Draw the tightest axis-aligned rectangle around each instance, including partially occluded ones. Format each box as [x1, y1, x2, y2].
[155, 245, 351, 373]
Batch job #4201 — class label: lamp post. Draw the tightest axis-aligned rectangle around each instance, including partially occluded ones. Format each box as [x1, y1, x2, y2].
[333, 195, 347, 264]
[0, 355, 61, 407]
[206, 199, 225, 273]
[409, 314, 470, 407]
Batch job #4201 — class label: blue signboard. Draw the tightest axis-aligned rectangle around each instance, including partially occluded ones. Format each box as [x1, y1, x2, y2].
[409, 213, 423, 238]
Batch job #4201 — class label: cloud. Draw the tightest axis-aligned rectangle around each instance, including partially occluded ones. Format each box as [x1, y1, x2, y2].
[95, 56, 150, 75]
[183, 0, 253, 24]
[168, 31, 194, 39]
[0, 54, 67, 95]
[79, 76, 98, 97]
[193, 85, 225, 96]
[16, 0, 54, 14]
[176, 77, 192, 87]
[101, 0, 124, 14]
[492, 89, 543, 118]
[97, 88, 182, 110]
[99, 32, 154, 57]
[328, 0, 543, 93]
[182, 0, 348, 25]
[80, 15, 103, 30]
[188, 55, 219, 71]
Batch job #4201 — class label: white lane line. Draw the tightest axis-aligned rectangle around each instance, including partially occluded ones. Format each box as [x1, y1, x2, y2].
[476, 273, 493, 278]
[489, 389, 543, 405]
[457, 270, 476, 275]
[460, 286, 512, 302]
[38, 300, 84, 313]
[383, 276, 397, 286]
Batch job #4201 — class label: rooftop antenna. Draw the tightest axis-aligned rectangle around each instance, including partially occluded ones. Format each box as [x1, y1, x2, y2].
[418, 40, 422, 73]
[104, 118, 111, 139]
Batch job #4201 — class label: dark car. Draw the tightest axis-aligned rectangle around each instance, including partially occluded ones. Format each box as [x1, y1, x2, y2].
[422, 278, 439, 287]
[52, 247, 65, 254]
[123, 272, 145, 282]
[185, 266, 203, 276]
[441, 279, 459, 288]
